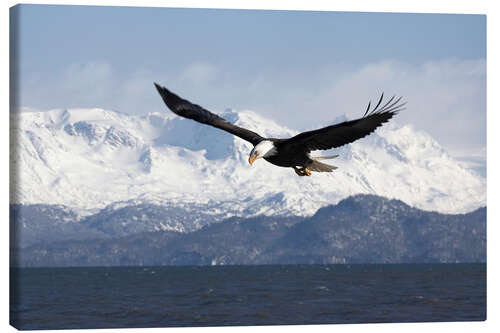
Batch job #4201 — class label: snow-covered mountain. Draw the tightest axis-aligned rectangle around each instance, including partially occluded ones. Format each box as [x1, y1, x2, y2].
[10, 106, 486, 218]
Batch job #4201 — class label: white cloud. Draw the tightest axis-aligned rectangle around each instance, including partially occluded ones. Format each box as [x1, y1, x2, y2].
[61, 62, 114, 104]
[313, 59, 486, 153]
[18, 61, 115, 110]
[17, 58, 486, 172]
[180, 62, 218, 85]
[63, 62, 112, 86]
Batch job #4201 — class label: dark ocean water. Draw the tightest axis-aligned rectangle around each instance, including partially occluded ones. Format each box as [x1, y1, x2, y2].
[10, 264, 486, 330]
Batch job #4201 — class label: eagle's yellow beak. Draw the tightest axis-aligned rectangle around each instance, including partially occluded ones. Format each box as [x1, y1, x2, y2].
[248, 154, 257, 165]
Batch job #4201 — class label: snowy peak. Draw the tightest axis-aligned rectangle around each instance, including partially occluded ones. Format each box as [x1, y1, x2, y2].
[11, 107, 485, 216]
[152, 109, 296, 161]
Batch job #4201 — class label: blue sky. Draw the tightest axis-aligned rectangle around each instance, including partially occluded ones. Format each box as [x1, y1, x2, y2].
[14, 5, 485, 72]
[11, 4, 486, 167]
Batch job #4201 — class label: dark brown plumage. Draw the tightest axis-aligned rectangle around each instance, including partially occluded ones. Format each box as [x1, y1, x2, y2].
[154, 83, 406, 176]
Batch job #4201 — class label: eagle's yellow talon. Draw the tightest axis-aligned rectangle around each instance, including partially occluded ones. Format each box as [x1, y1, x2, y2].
[305, 168, 311, 176]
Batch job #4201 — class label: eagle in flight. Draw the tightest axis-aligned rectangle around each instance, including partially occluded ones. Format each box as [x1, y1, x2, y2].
[154, 83, 406, 177]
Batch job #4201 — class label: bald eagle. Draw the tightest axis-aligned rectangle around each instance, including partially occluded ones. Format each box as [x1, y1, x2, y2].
[154, 83, 406, 177]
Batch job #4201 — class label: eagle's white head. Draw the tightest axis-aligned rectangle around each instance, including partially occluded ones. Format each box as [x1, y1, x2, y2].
[248, 140, 276, 165]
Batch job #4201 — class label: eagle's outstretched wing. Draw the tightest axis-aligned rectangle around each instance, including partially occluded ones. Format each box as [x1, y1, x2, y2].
[154, 83, 264, 145]
[278, 94, 406, 153]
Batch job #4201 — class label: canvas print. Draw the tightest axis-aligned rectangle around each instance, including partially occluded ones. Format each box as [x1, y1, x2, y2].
[9, 4, 486, 330]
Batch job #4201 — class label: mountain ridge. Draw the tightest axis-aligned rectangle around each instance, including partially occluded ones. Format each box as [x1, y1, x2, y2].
[10, 106, 486, 217]
[11, 194, 486, 267]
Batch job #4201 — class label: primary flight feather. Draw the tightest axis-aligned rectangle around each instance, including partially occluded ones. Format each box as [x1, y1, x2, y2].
[154, 83, 406, 176]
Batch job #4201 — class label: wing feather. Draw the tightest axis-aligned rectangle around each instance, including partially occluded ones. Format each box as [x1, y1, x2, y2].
[279, 94, 406, 153]
[154, 83, 264, 145]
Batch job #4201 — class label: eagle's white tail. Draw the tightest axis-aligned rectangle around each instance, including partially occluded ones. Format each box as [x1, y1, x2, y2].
[312, 154, 339, 161]
[308, 155, 338, 172]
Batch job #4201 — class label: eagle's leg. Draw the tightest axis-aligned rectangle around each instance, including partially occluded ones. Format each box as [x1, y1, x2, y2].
[294, 167, 305, 176]
[293, 167, 311, 177]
